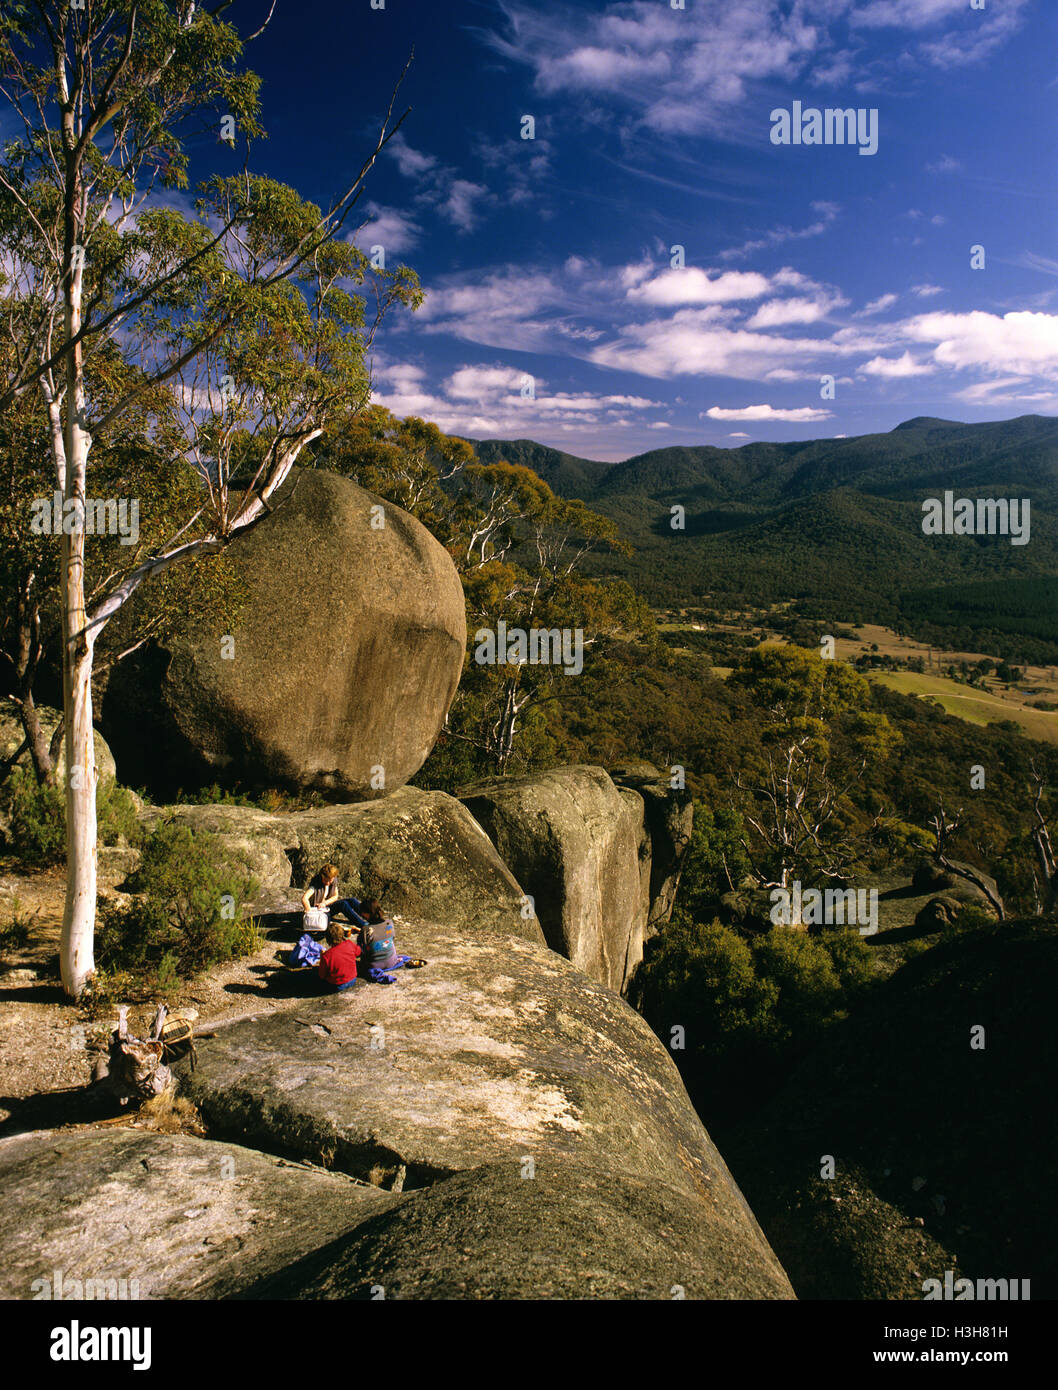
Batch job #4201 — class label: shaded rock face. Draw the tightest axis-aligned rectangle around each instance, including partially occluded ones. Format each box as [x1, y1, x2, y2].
[609, 761, 694, 932]
[460, 764, 689, 993]
[101, 469, 466, 800]
[915, 894, 964, 932]
[246, 1157, 785, 1301]
[0, 704, 115, 783]
[0, 1128, 398, 1300]
[145, 787, 544, 943]
[178, 926, 793, 1299]
[725, 919, 1058, 1299]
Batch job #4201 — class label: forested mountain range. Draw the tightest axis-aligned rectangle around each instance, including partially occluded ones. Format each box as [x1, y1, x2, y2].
[471, 415, 1058, 661]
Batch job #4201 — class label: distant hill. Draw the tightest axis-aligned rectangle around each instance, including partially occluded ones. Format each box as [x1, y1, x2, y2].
[463, 437, 611, 499]
[469, 416, 1058, 659]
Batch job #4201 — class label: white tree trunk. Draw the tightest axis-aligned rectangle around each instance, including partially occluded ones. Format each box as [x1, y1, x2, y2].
[60, 631, 98, 997]
[59, 194, 98, 998]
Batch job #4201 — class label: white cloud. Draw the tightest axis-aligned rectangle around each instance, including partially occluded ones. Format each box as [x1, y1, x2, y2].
[350, 203, 421, 256]
[903, 310, 1058, 374]
[859, 351, 934, 378]
[728, 431, 751, 438]
[589, 309, 854, 380]
[482, 1, 1028, 139]
[441, 179, 490, 232]
[386, 134, 438, 178]
[720, 202, 840, 261]
[856, 293, 898, 317]
[703, 404, 833, 423]
[484, 0, 823, 137]
[746, 295, 842, 329]
[912, 283, 945, 298]
[623, 264, 771, 306]
[926, 154, 962, 173]
[370, 359, 665, 450]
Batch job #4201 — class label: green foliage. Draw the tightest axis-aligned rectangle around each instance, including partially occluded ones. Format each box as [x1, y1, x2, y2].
[95, 820, 259, 986]
[631, 917, 877, 1122]
[0, 900, 31, 951]
[1, 769, 141, 866]
[78, 966, 139, 1021]
[3, 768, 65, 865]
[170, 782, 323, 812]
[674, 803, 752, 923]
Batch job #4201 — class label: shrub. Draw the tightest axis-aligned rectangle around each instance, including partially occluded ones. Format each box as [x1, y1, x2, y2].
[0, 901, 32, 951]
[3, 768, 65, 865]
[78, 965, 140, 1020]
[2, 767, 143, 866]
[819, 927, 876, 995]
[95, 820, 259, 987]
[631, 917, 880, 1126]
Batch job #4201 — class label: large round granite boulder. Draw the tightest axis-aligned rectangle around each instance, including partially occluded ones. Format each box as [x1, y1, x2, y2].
[101, 469, 466, 799]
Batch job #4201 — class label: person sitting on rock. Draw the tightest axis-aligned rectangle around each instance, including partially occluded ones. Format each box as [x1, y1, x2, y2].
[360, 898, 398, 971]
[301, 865, 370, 930]
[318, 920, 362, 992]
[302, 863, 340, 917]
[358, 898, 426, 983]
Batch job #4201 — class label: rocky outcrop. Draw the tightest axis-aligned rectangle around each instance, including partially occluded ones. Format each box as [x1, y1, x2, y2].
[247, 1156, 786, 1300]
[0, 928, 795, 1301]
[460, 764, 689, 993]
[0, 1128, 399, 1300]
[0, 704, 116, 783]
[610, 760, 694, 931]
[176, 925, 793, 1299]
[101, 469, 466, 800]
[140, 787, 544, 943]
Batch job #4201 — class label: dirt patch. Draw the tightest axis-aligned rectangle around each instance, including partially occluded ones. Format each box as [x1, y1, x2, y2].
[0, 864, 331, 1130]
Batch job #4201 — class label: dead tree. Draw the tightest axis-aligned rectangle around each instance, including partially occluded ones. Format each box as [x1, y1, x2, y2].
[1029, 760, 1058, 915]
[928, 805, 1005, 920]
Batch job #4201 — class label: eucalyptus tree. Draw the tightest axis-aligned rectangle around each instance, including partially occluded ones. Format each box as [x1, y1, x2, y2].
[0, 1, 421, 995]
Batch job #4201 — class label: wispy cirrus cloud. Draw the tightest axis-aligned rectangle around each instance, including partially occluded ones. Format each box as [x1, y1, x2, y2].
[479, 0, 1030, 141]
[720, 201, 841, 261]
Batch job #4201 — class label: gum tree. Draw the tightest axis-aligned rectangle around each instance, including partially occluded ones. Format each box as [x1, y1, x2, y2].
[0, 1, 420, 995]
[730, 645, 897, 903]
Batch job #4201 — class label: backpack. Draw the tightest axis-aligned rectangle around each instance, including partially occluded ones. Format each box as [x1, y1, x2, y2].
[303, 907, 329, 933]
[363, 919, 397, 969]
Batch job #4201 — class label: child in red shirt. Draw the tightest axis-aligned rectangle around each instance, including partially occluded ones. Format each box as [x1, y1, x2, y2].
[318, 920, 361, 991]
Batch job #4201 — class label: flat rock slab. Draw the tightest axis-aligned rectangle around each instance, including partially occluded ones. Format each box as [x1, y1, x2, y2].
[182, 927, 792, 1297]
[0, 1128, 398, 1300]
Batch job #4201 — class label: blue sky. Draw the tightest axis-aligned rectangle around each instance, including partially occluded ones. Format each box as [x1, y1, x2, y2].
[243, 0, 1057, 460]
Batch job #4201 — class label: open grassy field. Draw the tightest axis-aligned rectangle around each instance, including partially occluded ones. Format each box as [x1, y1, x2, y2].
[664, 610, 1058, 743]
[869, 671, 1058, 743]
